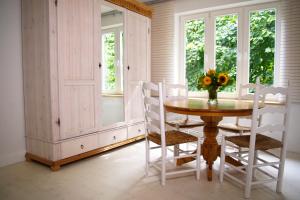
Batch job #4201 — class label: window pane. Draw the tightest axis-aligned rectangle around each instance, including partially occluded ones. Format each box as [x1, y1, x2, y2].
[249, 9, 276, 85]
[102, 32, 116, 91]
[185, 19, 205, 91]
[215, 14, 238, 92]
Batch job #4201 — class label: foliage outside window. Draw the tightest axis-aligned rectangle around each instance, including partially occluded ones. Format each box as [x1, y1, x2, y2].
[183, 6, 277, 95]
[185, 19, 205, 91]
[215, 14, 238, 92]
[103, 33, 117, 91]
[249, 9, 276, 85]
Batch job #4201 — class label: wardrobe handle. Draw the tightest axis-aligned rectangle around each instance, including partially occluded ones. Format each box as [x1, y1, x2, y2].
[99, 63, 102, 68]
[127, 65, 130, 70]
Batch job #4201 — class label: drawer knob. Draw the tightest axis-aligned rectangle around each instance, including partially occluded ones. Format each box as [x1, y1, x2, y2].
[113, 136, 116, 140]
[81, 144, 84, 149]
[138, 129, 141, 132]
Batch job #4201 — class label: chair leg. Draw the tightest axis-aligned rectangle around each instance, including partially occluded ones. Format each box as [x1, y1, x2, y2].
[145, 138, 150, 177]
[238, 130, 243, 161]
[252, 150, 258, 179]
[161, 145, 166, 186]
[174, 144, 179, 165]
[276, 147, 287, 193]
[245, 149, 255, 198]
[219, 136, 225, 183]
[196, 138, 201, 180]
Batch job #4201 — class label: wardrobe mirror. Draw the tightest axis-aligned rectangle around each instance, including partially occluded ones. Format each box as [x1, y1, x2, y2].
[100, 4, 125, 127]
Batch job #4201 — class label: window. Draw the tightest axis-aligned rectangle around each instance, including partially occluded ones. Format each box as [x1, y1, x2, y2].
[184, 18, 205, 91]
[101, 27, 123, 94]
[249, 8, 276, 86]
[179, 3, 279, 97]
[215, 14, 238, 92]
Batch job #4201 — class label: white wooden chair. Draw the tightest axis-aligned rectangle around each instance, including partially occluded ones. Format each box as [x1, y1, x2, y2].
[142, 82, 201, 185]
[162, 81, 204, 158]
[219, 82, 290, 198]
[162, 81, 204, 129]
[218, 82, 265, 135]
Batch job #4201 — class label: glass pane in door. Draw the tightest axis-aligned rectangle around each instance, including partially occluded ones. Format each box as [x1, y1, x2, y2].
[215, 14, 238, 92]
[184, 19, 205, 91]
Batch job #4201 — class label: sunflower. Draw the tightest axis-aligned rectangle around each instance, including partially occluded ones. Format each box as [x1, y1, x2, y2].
[203, 76, 212, 86]
[207, 69, 216, 76]
[218, 73, 229, 85]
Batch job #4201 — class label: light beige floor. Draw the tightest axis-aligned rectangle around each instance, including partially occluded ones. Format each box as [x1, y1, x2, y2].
[0, 141, 300, 200]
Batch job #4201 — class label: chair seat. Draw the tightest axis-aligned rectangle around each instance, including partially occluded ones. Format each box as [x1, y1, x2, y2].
[226, 134, 282, 151]
[166, 119, 204, 128]
[218, 123, 251, 133]
[148, 130, 198, 146]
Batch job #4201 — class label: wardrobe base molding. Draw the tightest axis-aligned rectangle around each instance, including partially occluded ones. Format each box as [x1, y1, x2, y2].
[25, 135, 144, 171]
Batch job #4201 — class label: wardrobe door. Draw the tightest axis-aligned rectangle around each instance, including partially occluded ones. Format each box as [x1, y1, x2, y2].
[126, 11, 150, 124]
[57, 0, 101, 139]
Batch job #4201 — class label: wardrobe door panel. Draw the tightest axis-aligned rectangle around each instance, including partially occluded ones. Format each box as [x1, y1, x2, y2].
[126, 11, 149, 124]
[57, 0, 101, 139]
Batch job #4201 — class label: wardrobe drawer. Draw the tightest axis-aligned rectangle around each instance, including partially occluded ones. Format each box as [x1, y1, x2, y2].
[98, 128, 127, 148]
[128, 123, 145, 138]
[60, 134, 98, 159]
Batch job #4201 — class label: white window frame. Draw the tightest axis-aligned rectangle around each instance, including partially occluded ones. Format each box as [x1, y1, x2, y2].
[178, 2, 280, 99]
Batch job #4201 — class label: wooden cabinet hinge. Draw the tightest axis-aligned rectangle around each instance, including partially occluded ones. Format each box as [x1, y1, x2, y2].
[55, 0, 58, 7]
[56, 118, 60, 126]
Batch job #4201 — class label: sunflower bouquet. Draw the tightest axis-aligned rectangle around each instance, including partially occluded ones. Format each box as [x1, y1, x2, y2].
[197, 68, 231, 103]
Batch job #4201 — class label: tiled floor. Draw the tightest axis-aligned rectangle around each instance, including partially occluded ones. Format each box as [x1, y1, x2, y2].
[0, 141, 299, 200]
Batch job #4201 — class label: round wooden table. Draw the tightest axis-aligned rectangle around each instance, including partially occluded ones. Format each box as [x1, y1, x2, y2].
[164, 98, 254, 181]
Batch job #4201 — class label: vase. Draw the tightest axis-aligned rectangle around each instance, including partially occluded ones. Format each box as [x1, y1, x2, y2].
[208, 88, 218, 105]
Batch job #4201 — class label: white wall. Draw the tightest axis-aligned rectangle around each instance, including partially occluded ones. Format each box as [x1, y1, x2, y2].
[0, 0, 26, 167]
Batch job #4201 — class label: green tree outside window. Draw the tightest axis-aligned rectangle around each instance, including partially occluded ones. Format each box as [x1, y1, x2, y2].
[249, 9, 276, 85]
[185, 19, 205, 91]
[103, 33, 116, 91]
[184, 9, 276, 93]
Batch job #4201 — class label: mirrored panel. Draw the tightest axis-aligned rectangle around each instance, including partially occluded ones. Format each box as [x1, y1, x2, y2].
[101, 4, 125, 127]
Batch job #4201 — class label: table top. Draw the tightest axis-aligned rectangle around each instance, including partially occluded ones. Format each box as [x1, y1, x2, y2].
[164, 98, 254, 117]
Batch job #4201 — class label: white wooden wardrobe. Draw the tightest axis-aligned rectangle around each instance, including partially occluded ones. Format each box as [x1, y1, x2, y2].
[22, 0, 151, 170]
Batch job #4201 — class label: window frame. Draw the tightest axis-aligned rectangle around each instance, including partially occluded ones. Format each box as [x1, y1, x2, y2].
[178, 2, 280, 99]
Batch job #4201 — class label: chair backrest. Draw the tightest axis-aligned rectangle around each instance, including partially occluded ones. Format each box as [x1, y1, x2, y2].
[249, 82, 290, 150]
[238, 83, 257, 100]
[162, 81, 190, 121]
[162, 80, 188, 102]
[141, 82, 166, 146]
[236, 80, 266, 125]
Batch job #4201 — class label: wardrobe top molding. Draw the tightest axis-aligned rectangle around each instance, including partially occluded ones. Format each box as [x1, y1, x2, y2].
[105, 0, 152, 18]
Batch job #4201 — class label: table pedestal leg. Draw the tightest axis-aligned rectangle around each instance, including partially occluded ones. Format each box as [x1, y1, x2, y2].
[201, 116, 223, 181]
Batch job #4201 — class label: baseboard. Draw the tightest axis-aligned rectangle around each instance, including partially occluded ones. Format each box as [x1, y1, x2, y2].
[0, 150, 26, 168]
